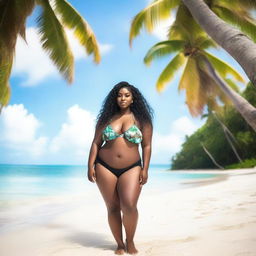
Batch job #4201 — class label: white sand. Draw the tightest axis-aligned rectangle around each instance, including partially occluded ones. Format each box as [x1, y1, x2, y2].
[0, 168, 256, 256]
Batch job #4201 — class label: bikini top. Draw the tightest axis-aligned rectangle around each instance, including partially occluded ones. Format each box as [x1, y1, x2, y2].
[102, 114, 143, 144]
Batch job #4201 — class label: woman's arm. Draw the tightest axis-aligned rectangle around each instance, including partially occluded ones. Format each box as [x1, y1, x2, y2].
[140, 122, 153, 185]
[87, 125, 104, 182]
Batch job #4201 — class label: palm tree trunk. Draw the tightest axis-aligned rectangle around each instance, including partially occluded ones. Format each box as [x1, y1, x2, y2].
[181, 0, 256, 87]
[201, 55, 256, 131]
[213, 113, 243, 162]
[201, 142, 224, 169]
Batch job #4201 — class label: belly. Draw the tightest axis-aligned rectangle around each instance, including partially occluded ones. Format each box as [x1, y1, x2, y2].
[98, 138, 140, 168]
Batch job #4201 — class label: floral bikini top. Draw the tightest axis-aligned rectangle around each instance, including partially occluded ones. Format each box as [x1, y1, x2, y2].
[102, 114, 143, 144]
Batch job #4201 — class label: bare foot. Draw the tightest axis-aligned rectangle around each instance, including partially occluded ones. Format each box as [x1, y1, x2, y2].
[114, 244, 125, 255]
[125, 239, 138, 254]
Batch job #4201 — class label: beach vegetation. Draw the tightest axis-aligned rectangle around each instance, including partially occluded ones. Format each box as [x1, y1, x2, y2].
[225, 158, 256, 169]
[171, 83, 256, 170]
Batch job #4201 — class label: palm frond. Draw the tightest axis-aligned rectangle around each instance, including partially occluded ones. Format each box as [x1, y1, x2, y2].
[144, 40, 184, 66]
[223, 78, 240, 92]
[213, 5, 256, 42]
[216, 88, 233, 106]
[0, 0, 17, 50]
[239, 0, 256, 9]
[54, 0, 100, 63]
[129, 0, 179, 46]
[202, 50, 245, 82]
[196, 58, 226, 113]
[195, 36, 217, 49]
[216, 0, 256, 10]
[168, 22, 187, 41]
[0, 0, 35, 50]
[0, 82, 11, 112]
[0, 43, 12, 110]
[178, 57, 204, 116]
[156, 52, 185, 91]
[197, 54, 239, 109]
[206, 97, 222, 113]
[16, 0, 35, 41]
[168, 4, 205, 43]
[196, 58, 219, 96]
[36, 0, 74, 83]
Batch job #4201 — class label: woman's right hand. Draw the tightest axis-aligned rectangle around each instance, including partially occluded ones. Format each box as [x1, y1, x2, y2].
[87, 167, 96, 183]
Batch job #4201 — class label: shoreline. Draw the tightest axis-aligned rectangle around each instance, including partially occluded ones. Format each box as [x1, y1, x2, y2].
[167, 167, 256, 173]
[152, 168, 256, 200]
[0, 168, 256, 255]
[169, 167, 256, 188]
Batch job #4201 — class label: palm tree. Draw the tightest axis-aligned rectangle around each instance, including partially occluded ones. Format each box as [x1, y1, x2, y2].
[0, 0, 101, 110]
[201, 142, 224, 169]
[129, 1, 256, 131]
[202, 109, 243, 163]
[201, 53, 256, 131]
[212, 112, 242, 163]
[129, 0, 256, 85]
[181, 0, 256, 86]
[144, 8, 244, 117]
[129, 0, 256, 46]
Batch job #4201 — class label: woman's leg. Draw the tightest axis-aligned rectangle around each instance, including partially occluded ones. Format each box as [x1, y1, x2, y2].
[117, 166, 142, 254]
[95, 163, 125, 255]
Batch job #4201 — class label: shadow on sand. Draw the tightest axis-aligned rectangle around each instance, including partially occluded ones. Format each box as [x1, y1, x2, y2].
[46, 223, 115, 251]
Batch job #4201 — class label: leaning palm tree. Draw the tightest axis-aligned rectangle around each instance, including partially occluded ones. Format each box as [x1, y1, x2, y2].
[0, 0, 101, 110]
[129, 0, 256, 45]
[202, 109, 243, 163]
[213, 112, 243, 163]
[181, 0, 256, 87]
[144, 10, 244, 116]
[129, 0, 256, 88]
[130, 2, 256, 131]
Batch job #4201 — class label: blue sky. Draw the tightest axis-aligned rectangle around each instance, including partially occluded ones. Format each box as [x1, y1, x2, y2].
[0, 0, 248, 165]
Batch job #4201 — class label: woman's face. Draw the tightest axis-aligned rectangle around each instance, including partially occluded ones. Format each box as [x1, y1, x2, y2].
[117, 87, 133, 109]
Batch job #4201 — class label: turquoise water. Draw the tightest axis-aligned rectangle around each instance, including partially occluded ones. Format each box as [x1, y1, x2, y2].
[0, 164, 220, 201]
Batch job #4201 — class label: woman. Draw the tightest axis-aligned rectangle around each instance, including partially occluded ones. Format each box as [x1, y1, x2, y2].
[87, 81, 154, 255]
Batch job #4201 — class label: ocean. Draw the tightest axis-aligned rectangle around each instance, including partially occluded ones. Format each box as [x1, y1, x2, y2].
[0, 163, 220, 202]
[0, 163, 223, 234]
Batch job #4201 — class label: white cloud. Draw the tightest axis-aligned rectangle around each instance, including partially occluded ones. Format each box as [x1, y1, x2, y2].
[171, 116, 201, 136]
[151, 116, 203, 163]
[49, 105, 96, 158]
[152, 16, 175, 40]
[0, 104, 96, 164]
[0, 104, 48, 157]
[13, 27, 113, 86]
[99, 43, 114, 55]
[13, 27, 58, 86]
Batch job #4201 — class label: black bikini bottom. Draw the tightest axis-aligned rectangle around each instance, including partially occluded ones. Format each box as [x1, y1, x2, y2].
[94, 155, 142, 178]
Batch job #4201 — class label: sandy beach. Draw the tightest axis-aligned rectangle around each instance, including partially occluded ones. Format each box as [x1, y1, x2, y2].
[0, 167, 256, 256]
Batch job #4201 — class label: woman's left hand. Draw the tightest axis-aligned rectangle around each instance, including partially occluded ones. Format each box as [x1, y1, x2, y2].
[139, 169, 148, 186]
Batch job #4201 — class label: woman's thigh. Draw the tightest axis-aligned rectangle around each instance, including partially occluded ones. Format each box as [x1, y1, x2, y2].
[116, 166, 142, 209]
[95, 163, 120, 209]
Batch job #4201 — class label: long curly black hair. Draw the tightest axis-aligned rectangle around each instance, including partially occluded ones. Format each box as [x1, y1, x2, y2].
[96, 81, 154, 129]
